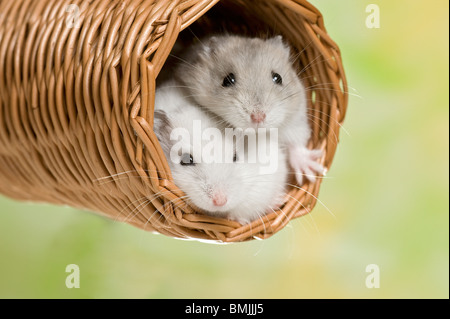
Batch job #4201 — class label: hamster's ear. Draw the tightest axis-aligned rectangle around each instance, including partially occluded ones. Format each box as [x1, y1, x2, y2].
[269, 35, 291, 60]
[273, 35, 291, 49]
[272, 35, 284, 43]
[154, 110, 167, 129]
[154, 110, 171, 143]
[200, 36, 219, 56]
[269, 35, 286, 47]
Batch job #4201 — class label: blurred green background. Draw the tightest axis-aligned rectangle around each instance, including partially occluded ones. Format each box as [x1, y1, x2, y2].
[0, 0, 448, 298]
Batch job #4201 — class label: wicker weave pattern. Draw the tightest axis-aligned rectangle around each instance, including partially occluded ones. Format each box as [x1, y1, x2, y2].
[0, 0, 347, 242]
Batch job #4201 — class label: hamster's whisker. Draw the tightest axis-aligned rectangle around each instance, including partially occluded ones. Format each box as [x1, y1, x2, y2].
[140, 205, 169, 245]
[297, 54, 325, 76]
[95, 175, 162, 185]
[124, 191, 170, 223]
[286, 183, 336, 220]
[94, 169, 170, 183]
[306, 104, 351, 137]
[304, 83, 338, 90]
[164, 86, 203, 94]
[291, 38, 315, 64]
[94, 170, 141, 182]
[285, 171, 331, 179]
[187, 27, 205, 46]
[132, 190, 191, 225]
[259, 212, 268, 236]
[169, 54, 210, 78]
[125, 199, 152, 223]
[297, 55, 338, 78]
[141, 197, 178, 232]
[307, 113, 339, 144]
[179, 93, 208, 99]
[162, 195, 191, 213]
[306, 83, 361, 98]
[285, 193, 308, 212]
[203, 110, 241, 122]
[305, 82, 359, 93]
[122, 197, 153, 224]
[306, 115, 337, 144]
[284, 193, 321, 234]
[298, 74, 318, 83]
[283, 194, 316, 232]
[277, 76, 302, 94]
[112, 196, 149, 224]
[267, 203, 288, 221]
[278, 90, 304, 103]
[305, 87, 363, 99]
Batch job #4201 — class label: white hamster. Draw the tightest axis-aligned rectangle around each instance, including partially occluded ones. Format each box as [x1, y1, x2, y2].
[154, 82, 287, 224]
[174, 34, 325, 185]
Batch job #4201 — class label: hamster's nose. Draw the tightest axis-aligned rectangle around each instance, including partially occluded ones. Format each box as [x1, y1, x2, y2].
[212, 191, 228, 207]
[251, 112, 266, 124]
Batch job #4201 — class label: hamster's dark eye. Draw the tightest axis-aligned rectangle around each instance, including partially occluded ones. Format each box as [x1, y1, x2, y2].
[180, 154, 195, 166]
[233, 153, 238, 162]
[272, 72, 283, 85]
[222, 73, 236, 87]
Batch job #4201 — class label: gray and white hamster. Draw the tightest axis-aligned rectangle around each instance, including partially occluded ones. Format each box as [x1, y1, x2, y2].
[154, 82, 287, 224]
[174, 35, 325, 185]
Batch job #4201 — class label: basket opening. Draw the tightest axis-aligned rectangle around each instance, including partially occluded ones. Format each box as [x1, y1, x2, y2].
[147, 0, 346, 241]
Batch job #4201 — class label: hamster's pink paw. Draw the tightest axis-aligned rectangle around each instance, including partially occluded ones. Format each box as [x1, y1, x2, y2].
[289, 146, 324, 185]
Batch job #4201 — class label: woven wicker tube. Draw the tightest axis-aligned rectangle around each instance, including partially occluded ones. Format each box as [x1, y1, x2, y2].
[0, 0, 348, 242]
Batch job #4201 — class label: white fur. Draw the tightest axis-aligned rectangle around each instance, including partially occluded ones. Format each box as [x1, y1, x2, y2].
[154, 82, 287, 224]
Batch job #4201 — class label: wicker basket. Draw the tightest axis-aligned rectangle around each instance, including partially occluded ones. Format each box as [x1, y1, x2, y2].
[0, 0, 348, 242]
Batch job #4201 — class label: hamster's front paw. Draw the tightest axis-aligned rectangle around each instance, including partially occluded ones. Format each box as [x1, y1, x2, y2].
[227, 213, 251, 226]
[288, 145, 324, 185]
